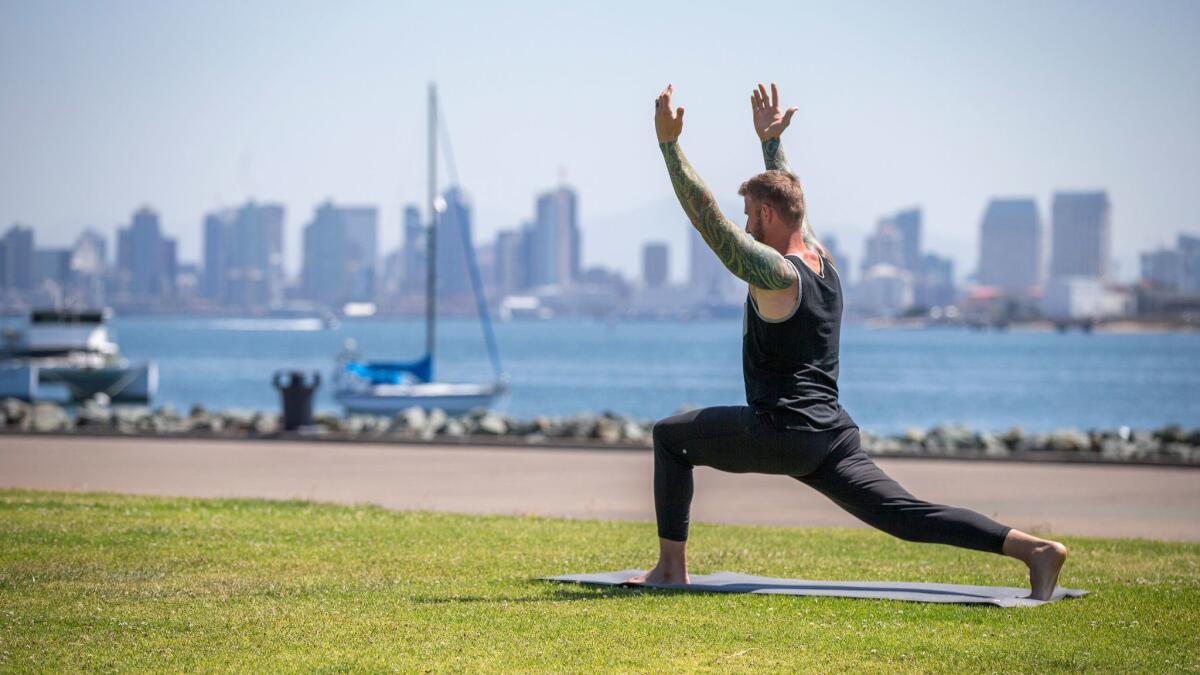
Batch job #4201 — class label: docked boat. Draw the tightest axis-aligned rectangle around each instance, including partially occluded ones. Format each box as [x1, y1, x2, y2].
[0, 309, 157, 403]
[333, 84, 506, 415]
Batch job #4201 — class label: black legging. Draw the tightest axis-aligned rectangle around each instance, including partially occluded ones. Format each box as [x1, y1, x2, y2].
[653, 406, 1012, 553]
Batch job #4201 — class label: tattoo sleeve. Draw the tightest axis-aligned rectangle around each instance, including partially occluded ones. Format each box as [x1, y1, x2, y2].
[659, 141, 797, 290]
[761, 137, 791, 173]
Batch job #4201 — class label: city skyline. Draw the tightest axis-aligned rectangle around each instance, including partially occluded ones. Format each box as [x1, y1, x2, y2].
[2, 2, 1197, 285]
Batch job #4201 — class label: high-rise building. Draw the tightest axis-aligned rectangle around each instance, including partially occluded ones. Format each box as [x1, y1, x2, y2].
[204, 201, 285, 307]
[1140, 248, 1185, 289]
[1050, 191, 1110, 279]
[117, 207, 176, 300]
[977, 198, 1041, 294]
[861, 219, 905, 275]
[530, 185, 580, 288]
[0, 224, 35, 291]
[202, 210, 233, 300]
[401, 204, 425, 293]
[642, 242, 669, 288]
[71, 229, 107, 277]
[821, 235, 850, 286]
[493, 228, 529, 295]
[436, 188, 472, 297]
[301, 201, 378, 306]
[893, 208, 922, 273]
[1141, 233, 1200, 291]
[1180, 234, 1200, 291]
[689, 226, 734, 301]
[34, 249, 72, 287]
[916, 253, 956, 307]
[70, 229, 108, 307]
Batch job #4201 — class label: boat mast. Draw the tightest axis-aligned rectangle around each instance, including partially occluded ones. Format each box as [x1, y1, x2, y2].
[425, 82, 437, 364]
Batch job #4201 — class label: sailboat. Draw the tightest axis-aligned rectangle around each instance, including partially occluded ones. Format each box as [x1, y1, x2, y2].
[333, 83, 507, 415]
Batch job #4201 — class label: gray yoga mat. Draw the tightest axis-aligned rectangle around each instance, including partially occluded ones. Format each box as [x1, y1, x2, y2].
[544, 570, 1088, 608]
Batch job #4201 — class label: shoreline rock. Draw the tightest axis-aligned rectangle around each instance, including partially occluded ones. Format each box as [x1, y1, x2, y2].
[1, 398, 1197, 466]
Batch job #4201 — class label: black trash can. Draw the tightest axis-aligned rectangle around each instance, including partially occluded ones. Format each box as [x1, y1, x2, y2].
[273, 370, 321, 431]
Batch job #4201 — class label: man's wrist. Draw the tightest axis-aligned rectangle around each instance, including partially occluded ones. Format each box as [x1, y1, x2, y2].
[658, 137, 679, 146]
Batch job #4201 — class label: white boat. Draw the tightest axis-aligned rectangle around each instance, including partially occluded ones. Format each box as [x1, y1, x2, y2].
[334, 83, 506, 415]
[0, 309, 157, 403]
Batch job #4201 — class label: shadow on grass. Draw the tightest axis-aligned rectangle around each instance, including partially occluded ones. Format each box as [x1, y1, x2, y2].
[408, 583, 695, 605]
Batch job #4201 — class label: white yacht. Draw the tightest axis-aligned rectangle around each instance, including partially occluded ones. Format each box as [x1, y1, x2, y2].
[0, 309, 157, 403]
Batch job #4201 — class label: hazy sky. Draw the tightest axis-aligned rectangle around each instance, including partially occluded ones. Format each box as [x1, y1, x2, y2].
[2, 0, 1197, 283]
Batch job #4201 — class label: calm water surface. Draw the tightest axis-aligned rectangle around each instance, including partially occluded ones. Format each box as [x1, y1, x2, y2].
[100, 316, 1200, 433]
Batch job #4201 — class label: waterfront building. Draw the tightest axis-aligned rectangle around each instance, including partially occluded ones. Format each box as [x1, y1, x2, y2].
[1140, 248, 1185, 289]
[893, 208, 922, 273]
[34, 249, 72, 287]
[857, 263, 914, 318]
[0, 224, 35, 291]
[493, 227, 530, 295]
[529, 185, 580, 289]
[117, 207, 176, 300]
[301, 201, 378, 306]
[822, 235, 850, 287]
[1050, 191, 1110, 279]
[916, 253, 956, 308]
[1180, 234, 1200, 291]
[861, 219, 905, 275]
[401, 204, 425, 293]
[642, 242, 669, 289]
[688, 226, 737, 303]
[436, 188, 472, 297]
[69, 229, 108, 307]
[977, 198, 1041, 294]
[203, 201, 285, 308]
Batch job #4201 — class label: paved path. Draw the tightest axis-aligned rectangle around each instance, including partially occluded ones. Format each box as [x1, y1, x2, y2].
[2, 435, 1198, 541]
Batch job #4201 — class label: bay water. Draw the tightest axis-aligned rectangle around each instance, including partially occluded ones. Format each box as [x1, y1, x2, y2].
[106, 316, 1200, 434]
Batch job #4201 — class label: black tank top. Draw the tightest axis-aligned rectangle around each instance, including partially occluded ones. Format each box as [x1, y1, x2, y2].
[743, 253, 856, 431]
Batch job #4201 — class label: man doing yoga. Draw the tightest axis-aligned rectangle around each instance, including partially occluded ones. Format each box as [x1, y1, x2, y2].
[627, 83, 1069, 600]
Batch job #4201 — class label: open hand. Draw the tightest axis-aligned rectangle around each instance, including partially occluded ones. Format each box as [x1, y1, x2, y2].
[751, 82, 797, 141]
[654, 84, 684, 143]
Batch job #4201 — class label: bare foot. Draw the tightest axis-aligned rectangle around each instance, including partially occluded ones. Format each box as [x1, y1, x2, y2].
[624, 564, 689, 586]
[1027, 540, 1069, 601]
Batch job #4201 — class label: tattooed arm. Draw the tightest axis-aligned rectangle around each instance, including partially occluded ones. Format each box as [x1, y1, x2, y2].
[653, 84, 796, 291]
[750, 82, 797, 173]
[658, 141, 796, 289]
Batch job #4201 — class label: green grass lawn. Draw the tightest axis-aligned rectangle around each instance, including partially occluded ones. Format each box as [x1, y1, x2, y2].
[0, 489, 1196, 673]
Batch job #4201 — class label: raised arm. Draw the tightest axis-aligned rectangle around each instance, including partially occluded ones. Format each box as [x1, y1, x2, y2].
[751, 82, 798, 173]
[654, 85, 796, 291]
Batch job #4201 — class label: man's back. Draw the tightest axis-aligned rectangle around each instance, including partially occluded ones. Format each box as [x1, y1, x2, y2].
[743, 252, 854, 432]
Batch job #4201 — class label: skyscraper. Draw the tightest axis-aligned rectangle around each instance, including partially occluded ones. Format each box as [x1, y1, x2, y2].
[436, 188, 472, 297]
[0, 224, 34, 291]
[203, 201, 285, 307]
[977, 198, 1041, 294]
[493, 228, 529, 295]
[861, 219, 905, 275]
[70, 229, 108, 307]
[893, 208, 922, 273]
[530, 185, 580, 288]
[916, 253, 955, 307]
[822, 235, 850, 286]
[203, 210, 233, 300]
[1050, 191, 1110, 279]
[401, 204, 425, 293]
[34, 249, 72, 287]
[642, 242, 669, 288]
[689, 226, 733, 300]
[301, 201, 378, 306]
[117, 207, 176, 300]
[1140, 248, 1185, 289]
[1179, 234, 1200, 291]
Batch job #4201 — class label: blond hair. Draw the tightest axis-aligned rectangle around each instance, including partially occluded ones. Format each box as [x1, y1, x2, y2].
[738, 170, 834, 267]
